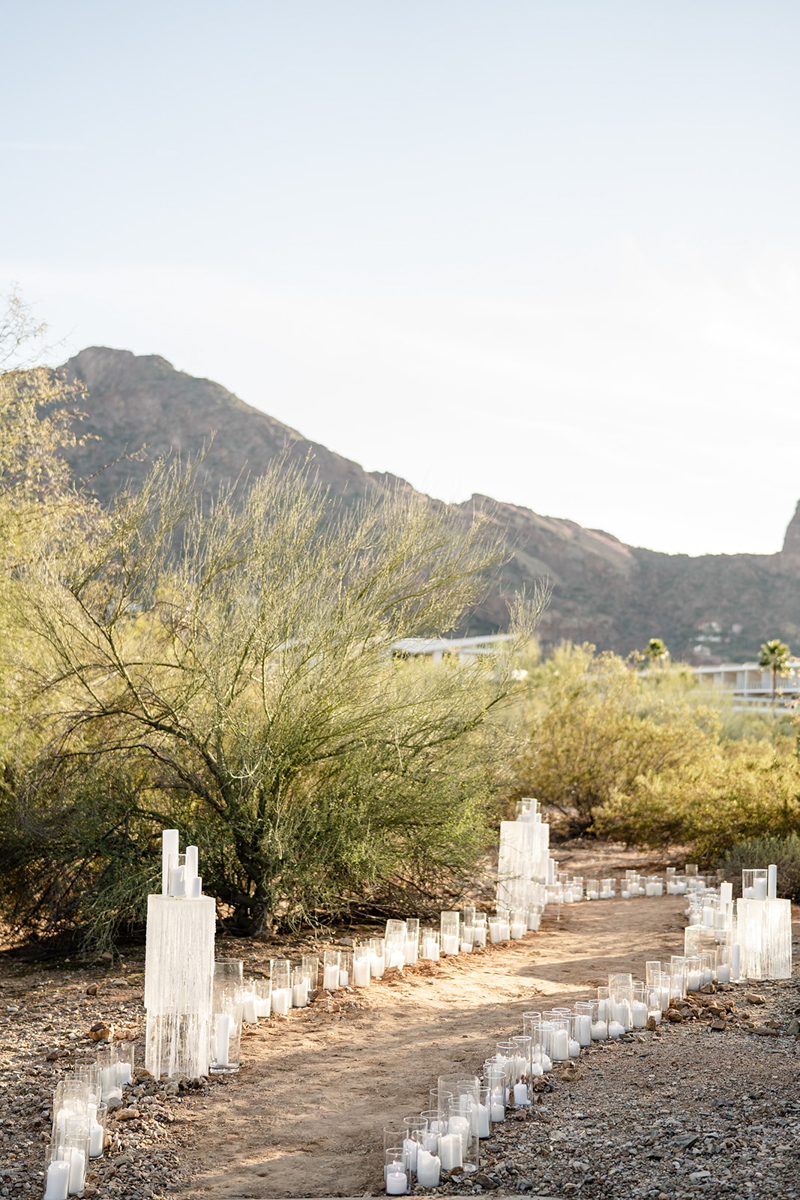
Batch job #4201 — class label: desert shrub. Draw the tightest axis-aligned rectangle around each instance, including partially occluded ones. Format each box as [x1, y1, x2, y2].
[592, 741, 800, 864]
[718, 832, 800, 902]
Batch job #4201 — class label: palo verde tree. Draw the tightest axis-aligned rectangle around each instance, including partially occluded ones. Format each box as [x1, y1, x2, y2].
[9, 454, 542, 939]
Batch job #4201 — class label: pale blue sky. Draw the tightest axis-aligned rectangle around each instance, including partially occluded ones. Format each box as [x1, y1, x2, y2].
[3, 1, 799, 555]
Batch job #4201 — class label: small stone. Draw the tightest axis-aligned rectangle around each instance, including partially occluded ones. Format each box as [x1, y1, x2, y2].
[744, 992, 766, 1005]
[673, 1133, 701, 1149]
[711, 1020, 727, 1031]
[689, 1170, 712, 1183]
[787, 1017, 800, 1036]
[45, 1049, 70, 1061]
[560, 1067, 581, 1081]
[86, 984, 99, 996]
[699, 982, 716, 994]
[646, 1016, 658, 1031]
[665, 1009, 684, 1022]
[89, 1022, 112, 1041]
[754, 1025, 779, 1037]
[473, 1174, 498, 1189]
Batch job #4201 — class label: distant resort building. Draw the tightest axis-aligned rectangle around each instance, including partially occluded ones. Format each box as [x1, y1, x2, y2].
[691, 659, 800, 710]
[392, 633, 514, 664]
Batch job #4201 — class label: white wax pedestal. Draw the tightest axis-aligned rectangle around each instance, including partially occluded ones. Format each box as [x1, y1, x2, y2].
[478, 1103, 490, 1137]
[272, 987, 291, 1015]
[386, 1168, 408, 1195]
[44, 1160, 70, 1200]
[353, 959, 371, 987]
[439, 1133, 463, 1171]
[607, 1020, 624, 1039]
[323, 964, 339, 990]
[513, 1082, 530, 1107]
[144, 893, 215, 1080]
[89, 1121, 104, 1158]
[416, 1149, 441, 1187]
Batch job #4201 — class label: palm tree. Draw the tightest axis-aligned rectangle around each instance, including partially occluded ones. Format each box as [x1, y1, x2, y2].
[758, 639, 792, 705]
[644, 638, 669, 668]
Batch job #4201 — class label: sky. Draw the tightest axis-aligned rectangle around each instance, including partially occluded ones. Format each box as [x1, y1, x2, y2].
[2, 1, 799, 556]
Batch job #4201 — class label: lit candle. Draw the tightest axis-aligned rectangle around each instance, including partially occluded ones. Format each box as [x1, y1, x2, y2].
[68, 1146, 86, 1193]
[478, 1102, 490, 1137]
[513, 1082, 530, 1106]
[386, 1166, 408, 1195]
[402, 1137, 419, 1171]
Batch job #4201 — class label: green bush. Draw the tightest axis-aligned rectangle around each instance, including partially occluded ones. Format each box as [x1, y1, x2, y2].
[719, 832, 800, 902]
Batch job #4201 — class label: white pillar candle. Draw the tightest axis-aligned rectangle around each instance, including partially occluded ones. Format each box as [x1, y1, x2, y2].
[323, 964, 339, 990]
[404, 939, 419, 965]
[416, 1149, 441, 1187]
[551, 1029, 569, 1060]
[68, 1146, 86, 1194]
[577, 1015, 591, 1046]
[169, 865, 186, 897]
[591, 1020, 608, 1040]
[488, 924, 503, 944]
[541, 1052, 552, 1072]
[478, 1102, 490, 1137]
[161, 829, 179, 896]
[510, 922, 527, 938]
[568, 1037, 581, 1057]
[490, 1088, 505, 1120]
[214, 1013, 232, 1065]
[185, 844, 199, 881]
[338, 969, 349, 987]
[439, 1133, 463, 1170]
[448, 1114, 470, 1151]
[731, 943, 741, 980]
[386, 1168, 408, 1195]
[768, 863, 777, 899]
[499, 921, 510, 940]
[370, 953, 384, 977]
[717, 963, 731, 984]
[442, 934, 459, 955]
[272, 987, 291, 1015]
[243, 992, 258, 1024]
[44, 1160, 70, 1200]
[292, 980, 308, 1007]
[631, 1001, 647, 1029]
[89, 1122, 104, 1158]
[607, 1020, 624, 1039]
[513, 1082, 530, 1106]
[402, 1137, 419, 1171]
[754, 876, 768, 901]
[256, 995, 271, 1018]
[531, 1061, 543, 1076]
[353, 958, 371, 987]
[188, 875, 202, 898]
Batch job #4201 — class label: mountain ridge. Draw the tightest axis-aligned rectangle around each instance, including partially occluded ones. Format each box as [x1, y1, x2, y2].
[61, 347, 800, 663]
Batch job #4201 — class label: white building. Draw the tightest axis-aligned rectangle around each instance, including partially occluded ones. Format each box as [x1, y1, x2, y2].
[691, 659, 800, 709]
[391, 633, 514, 664]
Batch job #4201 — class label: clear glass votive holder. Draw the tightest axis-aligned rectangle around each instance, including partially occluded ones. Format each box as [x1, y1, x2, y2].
[700, 948, 717, 984]
[440, 911, 460, 955]
[571, 876, 584, 901]
[742, 867, 768, 900]
[472, 913, 488, 946]
[291, 967, 309, 1008]
[609, 972, 633, 1033]
[574, 1001, 592, 1048]
[446, 1096, 475, 1173]
[420, 927, 440, 960]
[211, 959, 244, 1073]
[402, 1117, 428, 1177]
[590, 999, 608, 1040]
[488, 917, 504, 944]
[460, 924, 475, 953]
[586, 878, 600, 900]
[511, 1036, 532, 1104]
[631, 982, 648, 1029]
[600, 877, 615, 898]
[271, 960, 292, 1014]
[549, 1015, 570, 1060]
[64, 1117, 89, 1194]
[485, 1062, 506, 1120]
[385, 929, 407, 971]
[339, 949, 353, 986]
[420, 1109, 445, 1153]
[509, 908, 527, 938]
[242, 978, 258, 1024]
[322, 949, 341, 991]
[404, 919, 420, 965]
[669, 955, 687, 998]
[353, 944, 372, 987]
[95, 1046, 121, 1106]
[385, 1147, 410, 1194]
[44, 1146, 71, 1200]
[685, 954, 702, 992]
[645, 960, 662, 986]
[255, 977, 272, 1017]
[369, 936, 386, 978]
[477, 1085, 491, 1137]
[88, 1102, 107, 1158]
[494, 908, 511, 940]
[595, 985, 610, 1022]
[301, 955, 319, 994]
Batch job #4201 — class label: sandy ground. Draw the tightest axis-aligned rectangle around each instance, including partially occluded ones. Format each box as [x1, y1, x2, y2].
[175, 894, 695, 1198]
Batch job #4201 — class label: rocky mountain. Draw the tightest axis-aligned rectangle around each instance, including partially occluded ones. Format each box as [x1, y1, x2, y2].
[62, 347, 800, 663]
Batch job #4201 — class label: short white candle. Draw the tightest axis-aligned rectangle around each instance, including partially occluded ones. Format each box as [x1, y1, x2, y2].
[607, 1019, 624, 1039]
[439, 1132, 463, 1170]
[169, 865, 186, 897]
[591, 1020, 608, 1040]
[272, 987, 290, 1015]
[510, 922, 526, 939]
[44, 1160, 70, 1200]
[442, 934, 459, 955]
[255, 995, 271, 1018]
[541, 1052, 552, 1071]
[631, 1001, 648, 1029]
[386, 1167, 408, 1194]
[243, 992, 258, 1024]
[513, 1082, 529, 1106]
[687, 970, 701, 991]
[416, 1148, 441, 1187]
[460, 940, 473, 953]
[188, 876, 202, 898]
[499, 921, 510, 940]
[68, 1146, 86, 1193]
[551, 1029, 569, 1059]
[568, 1037, 581, 1057]
[717, 963, 731, 984]
[338, 968, 349, 986]
[353, 958, 371, 987]
[754, 876, 767, 901]
[89, 1121, 104, 1158]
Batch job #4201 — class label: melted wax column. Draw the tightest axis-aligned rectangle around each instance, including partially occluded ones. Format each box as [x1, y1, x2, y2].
[144, 893, 216, 1078]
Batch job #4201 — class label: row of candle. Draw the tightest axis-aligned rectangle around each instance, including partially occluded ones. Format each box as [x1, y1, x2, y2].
[43, 1042, 135, 1198]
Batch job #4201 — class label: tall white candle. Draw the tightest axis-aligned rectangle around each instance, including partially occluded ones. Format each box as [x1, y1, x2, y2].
[402, 1137, 419, 1171]
[551, 1029, 569, 1059]
[89, 1122, 104, 1158]
[214, 1013, 232, 1065]
[162, 829, 180, 896]
[478, 1102, 490, 1137]
[68, 1146, 86, 1193]
[768, 864, 777, 900]
[185, 844, 199, 881]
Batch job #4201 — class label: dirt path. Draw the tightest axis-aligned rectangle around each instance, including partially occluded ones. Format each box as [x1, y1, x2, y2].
[176, 896, 692, 1198]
